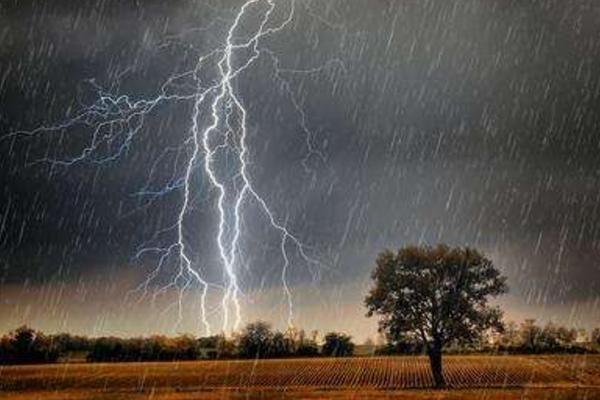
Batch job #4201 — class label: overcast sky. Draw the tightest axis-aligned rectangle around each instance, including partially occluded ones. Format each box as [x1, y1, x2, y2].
[1, 0, 599, 339]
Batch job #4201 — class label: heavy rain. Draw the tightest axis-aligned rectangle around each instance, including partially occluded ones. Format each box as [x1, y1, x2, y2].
[1, 1, 599, 398]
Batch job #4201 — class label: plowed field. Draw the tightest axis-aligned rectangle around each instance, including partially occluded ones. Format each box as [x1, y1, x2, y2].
[1, 355, 599, 399]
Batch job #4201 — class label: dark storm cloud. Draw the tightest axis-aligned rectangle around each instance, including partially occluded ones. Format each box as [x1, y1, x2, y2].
[1, 0, 599, 329]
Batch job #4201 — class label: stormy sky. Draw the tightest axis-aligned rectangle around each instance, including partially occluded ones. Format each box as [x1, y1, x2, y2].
[1, 0, 599, 339]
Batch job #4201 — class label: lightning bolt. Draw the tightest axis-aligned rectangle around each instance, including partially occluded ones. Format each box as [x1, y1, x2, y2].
[3, 0, 342, 335]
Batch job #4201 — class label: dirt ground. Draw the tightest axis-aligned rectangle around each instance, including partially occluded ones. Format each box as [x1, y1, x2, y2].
[1, 388, 600, 400]
[1, 355, 599, 399]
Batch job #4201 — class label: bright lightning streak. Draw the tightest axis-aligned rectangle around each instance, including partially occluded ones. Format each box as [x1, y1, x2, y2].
[196, 0, 316, 332]
[3, 0, 341, 335]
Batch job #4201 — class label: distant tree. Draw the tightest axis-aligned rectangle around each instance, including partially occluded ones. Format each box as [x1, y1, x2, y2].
[140, 336, 163, 360]
[555, 325, 577, 346]
[284, 328, 316, 356]
[49, 333, 93, 355]
[374, 339, 425, 356]
[321, 332, 354, 357]
[237, 321, 274, 358]
[592, 328, 600, 347]
[576, 329, 588, 343]
[190, 335, 234, 359]
[310, 330, 320, 343]
[285, 326, 300, 346]
[12, 326, 36, 355]
[215, 335, 237, 358]
[365, 245, 507, 387]
[520, 319, 542, 352]
[197, 335, 219, 349]
[537, 322, 576, 351]
[0, 326, 59, 364]
[270, 332, 293, 357]
[172, 334, 200, 360]
[497, 321, 520, 349]
[87, 337, 123, 362]
[538, 322, 559, 350]
[296, 340, 319, 356]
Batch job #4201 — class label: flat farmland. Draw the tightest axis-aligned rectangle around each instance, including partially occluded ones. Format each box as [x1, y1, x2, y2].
[1, 355, 600, 399]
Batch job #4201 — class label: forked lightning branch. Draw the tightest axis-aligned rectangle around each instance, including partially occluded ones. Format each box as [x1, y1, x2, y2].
[4, 0, 340, 335]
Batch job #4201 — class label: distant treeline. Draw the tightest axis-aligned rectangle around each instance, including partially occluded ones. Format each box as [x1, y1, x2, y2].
[377, 319, 600, 356]
[2, 319, 599, 365]
[0, 321, 355, 364]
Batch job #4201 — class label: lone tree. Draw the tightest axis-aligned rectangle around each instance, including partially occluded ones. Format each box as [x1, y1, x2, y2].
[365, 244, 507, 387]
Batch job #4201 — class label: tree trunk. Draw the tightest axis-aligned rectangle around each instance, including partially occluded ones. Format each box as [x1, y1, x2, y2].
[427, 344, 446, 388]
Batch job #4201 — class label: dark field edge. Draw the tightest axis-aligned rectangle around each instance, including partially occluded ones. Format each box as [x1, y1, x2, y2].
[2, 387, 600, 400]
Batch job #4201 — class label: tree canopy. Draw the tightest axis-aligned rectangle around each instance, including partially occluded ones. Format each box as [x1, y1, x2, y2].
[321, 332, 355, 357]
